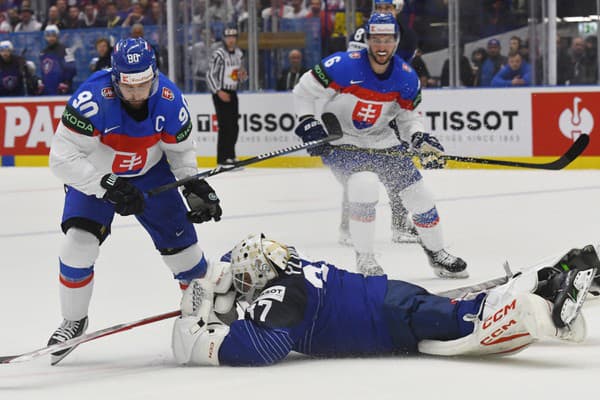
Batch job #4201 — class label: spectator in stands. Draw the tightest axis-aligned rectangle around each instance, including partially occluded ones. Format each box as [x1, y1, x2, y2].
[0, 40, 43, 96]
[14, 7, 41, 32]
[89, 37, 112, 72]
[470, 47, 487, 86]
[116, 0, 132, 21]
[290, 0, 308, 18]
[0, 11, 11, 32]
[95, 0, 109, 24]
[583, 36, 598, 84]
[190, 28, 212, 92]
[122, 1, 147, 26]
[55, 0, 68, 21]
[42, 6, 65, 31]
[6, 6, 19, 31]
[509, 35, 522, 55]
[145, 1, 163, 25]
[105, 2, 123, 28]
[410, 48, 434, 88]
[276, 49, 307, 91]
[565, 36, 597, 85]
[208, 0, 232, 23]
[440, 46, 474, 87]
[478, 38, 506, 86]
[262, 0, 293, 31]
[39, 25, 76, 95]
[82, 3, 103, 28]
[63, 5, 84, 29]
[306, 0, 333, 56]
[491, 51, 531, 87]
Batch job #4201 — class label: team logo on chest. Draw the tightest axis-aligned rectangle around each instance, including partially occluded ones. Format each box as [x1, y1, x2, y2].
[112, 151, 148, 175]
[351, 101, 383, 129]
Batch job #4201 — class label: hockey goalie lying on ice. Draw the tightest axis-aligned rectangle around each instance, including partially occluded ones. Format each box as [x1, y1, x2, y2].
[172, 234, 600, 366]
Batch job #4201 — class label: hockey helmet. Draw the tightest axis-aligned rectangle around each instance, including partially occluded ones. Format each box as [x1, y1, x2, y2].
[111, 37, 158, 100]
[230, 233, 290, 302]
[367, 12, 399, 39]
[44, 24, 60, 36]
[223, 23, 238, 37]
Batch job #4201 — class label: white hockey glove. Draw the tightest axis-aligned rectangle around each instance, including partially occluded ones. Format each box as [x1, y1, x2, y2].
[410, 132, 446, 169]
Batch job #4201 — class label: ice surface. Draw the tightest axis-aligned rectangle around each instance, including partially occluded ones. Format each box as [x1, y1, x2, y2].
[1, 167, 600, 400]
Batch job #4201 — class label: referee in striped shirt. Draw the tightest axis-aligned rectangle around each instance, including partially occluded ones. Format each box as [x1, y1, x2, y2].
[207, 24, 247, 167]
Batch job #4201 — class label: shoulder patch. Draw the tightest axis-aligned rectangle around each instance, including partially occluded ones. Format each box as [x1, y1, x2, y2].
[174, 121, 192, 142]
[402, 63, 412, 73]
[311, 63, 332, 88]
[62, 104, 95, 136]
[161, 87, 174, 101]
[255, 285, 286, 302]
[101, 87, 115, 99]
[349, 51, 361, 59]
[412, 89, 422, 108]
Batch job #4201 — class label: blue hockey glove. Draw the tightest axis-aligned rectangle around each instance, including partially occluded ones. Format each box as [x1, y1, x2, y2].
[100, 173, 145, 216]
[411, 132, 446, 169]
[183, 179, 222, 223]
[294, 117, 331, 156]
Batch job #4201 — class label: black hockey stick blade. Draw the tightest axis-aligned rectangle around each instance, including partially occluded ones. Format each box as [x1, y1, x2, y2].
[0, 310, 180, 364]
[441, 133, 589, 170]
[147, 112, 343, 196]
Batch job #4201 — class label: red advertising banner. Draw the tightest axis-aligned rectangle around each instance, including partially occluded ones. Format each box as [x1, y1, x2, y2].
[0, 100, 66, 155]
[531, 92, 600, 156]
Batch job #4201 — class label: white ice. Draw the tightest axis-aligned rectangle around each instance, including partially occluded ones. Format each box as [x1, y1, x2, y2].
[1, 167, 600, 400]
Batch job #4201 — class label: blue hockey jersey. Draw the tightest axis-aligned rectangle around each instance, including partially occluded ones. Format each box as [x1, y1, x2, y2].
[218, 249, 478, 366]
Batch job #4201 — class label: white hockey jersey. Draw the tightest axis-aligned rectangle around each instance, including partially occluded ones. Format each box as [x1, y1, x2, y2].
[293, 49, 424, 150]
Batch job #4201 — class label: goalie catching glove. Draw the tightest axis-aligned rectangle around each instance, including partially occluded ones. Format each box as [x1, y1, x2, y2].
[182, 179, 222, 223]
[411, 132, 446, 169]
[294, 116, 332, 157]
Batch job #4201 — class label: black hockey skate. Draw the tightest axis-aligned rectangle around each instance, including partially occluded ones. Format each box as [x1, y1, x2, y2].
[424, 248, 468, 279]
[538, 245, 600, 296]
[47, 317, 88, 365]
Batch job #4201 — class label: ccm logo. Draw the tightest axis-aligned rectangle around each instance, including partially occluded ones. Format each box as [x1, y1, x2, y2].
[482, 299, 516, 330]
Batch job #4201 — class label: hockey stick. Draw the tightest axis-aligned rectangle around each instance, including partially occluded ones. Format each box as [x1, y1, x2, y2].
[147, 112, 344, 196]
[436, 133, 589, 170]
[0, 310, 180, 364]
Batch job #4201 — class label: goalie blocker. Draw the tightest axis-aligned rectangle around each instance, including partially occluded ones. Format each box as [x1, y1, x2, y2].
[171, 236, 598, 366]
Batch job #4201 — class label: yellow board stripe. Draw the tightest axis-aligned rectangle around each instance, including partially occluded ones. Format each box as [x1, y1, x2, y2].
[6, 155, 600, 169]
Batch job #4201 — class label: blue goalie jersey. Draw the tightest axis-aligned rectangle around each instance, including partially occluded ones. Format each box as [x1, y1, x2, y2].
[218, 249, 477, 366]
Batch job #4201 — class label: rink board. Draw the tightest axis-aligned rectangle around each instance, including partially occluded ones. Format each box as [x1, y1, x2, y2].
[0, 87, 599, 168]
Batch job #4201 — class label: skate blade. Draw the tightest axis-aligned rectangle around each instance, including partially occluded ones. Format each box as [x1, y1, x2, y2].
[50, 345, 80, 366]
[433, 267, 469, 279]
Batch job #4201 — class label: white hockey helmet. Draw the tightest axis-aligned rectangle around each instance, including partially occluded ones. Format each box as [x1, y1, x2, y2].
[230, 233, 290, 302]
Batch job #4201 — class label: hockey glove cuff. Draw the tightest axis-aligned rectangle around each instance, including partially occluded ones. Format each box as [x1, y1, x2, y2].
[183, 179, 223, 223]
[411, 132, 446, 169]
[294, 117, 330, 156]
[100, 173, 145, 216]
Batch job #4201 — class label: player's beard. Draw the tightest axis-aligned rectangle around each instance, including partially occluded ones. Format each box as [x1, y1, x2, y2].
[368, 47, 393, 66]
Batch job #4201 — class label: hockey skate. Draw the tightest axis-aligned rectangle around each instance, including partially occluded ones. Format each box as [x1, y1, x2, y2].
[47, 317, 88, 365]
[356, 252, 385, 276]
[550, 244, 600, 295]
[424, 248, 468, 279]
[391, 209, 419, 244]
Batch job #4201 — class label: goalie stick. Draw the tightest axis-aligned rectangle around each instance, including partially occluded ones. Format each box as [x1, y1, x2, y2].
[147, 112, 344, 196]
[0, 310, 180, 365]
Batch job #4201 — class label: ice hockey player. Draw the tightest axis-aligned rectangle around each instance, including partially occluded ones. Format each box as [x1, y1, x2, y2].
[338, 0, 420, 247]
[171, 233, 598, 366]
[47, 37, 222, 365]
[293, 12, 466, 278]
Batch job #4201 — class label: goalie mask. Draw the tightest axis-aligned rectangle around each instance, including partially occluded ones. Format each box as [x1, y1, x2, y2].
[230, 233, 290, 302]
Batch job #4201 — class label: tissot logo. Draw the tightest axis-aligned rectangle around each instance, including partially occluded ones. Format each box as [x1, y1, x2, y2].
[425, 110, 519, 131]
[196, 113, 296, 133]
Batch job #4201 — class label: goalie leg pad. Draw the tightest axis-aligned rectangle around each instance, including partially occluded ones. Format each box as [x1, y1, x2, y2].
[418, 293, 541, 356]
